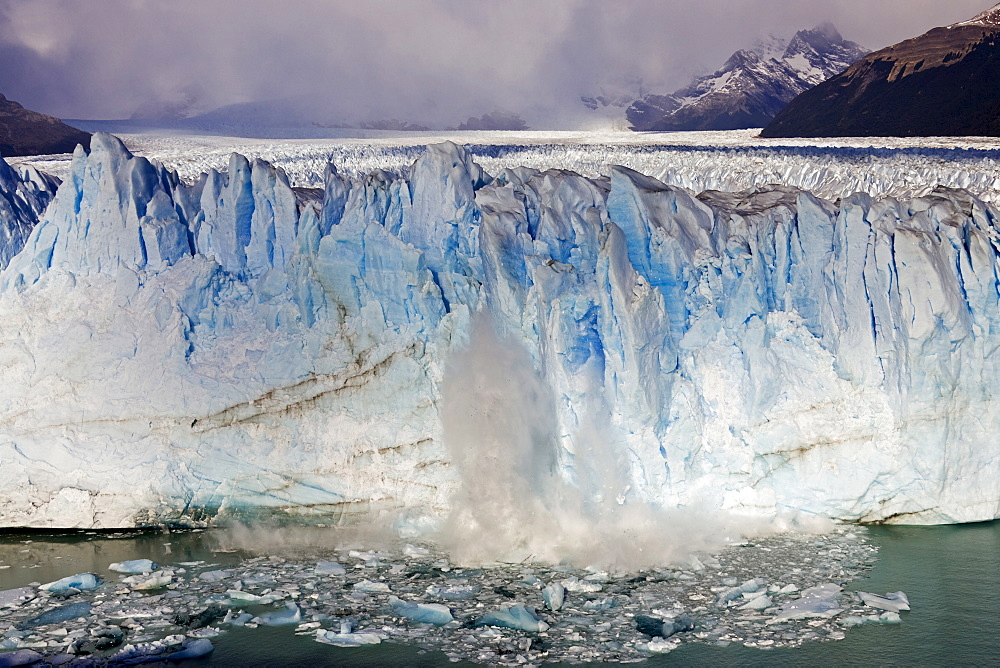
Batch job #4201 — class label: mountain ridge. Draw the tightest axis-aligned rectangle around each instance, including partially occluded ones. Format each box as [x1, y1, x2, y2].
[626, 24, 867, 132]
[762, 4, 1000, 137]
[0, 93, 92, 157]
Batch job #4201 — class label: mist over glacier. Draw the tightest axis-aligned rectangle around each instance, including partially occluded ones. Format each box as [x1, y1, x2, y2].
[1, 133, 999, 566]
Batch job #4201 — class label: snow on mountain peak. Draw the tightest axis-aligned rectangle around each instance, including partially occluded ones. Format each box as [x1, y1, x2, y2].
[957, 3, 1000, 27]
[626, 23, 867, 131]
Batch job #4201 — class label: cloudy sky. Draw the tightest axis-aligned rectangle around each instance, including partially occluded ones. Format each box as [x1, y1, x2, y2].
[0, 0, 991, 127]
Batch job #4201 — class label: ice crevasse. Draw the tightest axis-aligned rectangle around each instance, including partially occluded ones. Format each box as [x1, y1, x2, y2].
[0, 132, 998, 529]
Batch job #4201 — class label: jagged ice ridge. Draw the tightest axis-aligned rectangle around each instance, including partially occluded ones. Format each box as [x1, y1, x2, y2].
[1, 133, 999, 529]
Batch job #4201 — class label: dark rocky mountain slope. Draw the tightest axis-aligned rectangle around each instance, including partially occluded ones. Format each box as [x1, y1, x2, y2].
[0, 94, 91, 157]
[762, 4, 1000, 137]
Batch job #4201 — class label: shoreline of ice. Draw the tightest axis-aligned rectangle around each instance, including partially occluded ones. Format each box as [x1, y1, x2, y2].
[0, 526, 894, 666]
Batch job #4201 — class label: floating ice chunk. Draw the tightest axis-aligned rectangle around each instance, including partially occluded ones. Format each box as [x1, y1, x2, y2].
[771, 583, 842, 621]
[635, 614, 695, 638]
[187, 627, 221, 638]
[315, 629, 382, 647]
[842, 611, 902, 627]
[124, 573, 172, 591]
[583, 597, 617, 611]
[0, 649, 43, 667]
[0, 588, 34, 609]
[166, 638, 214, 660]
[779, 584, 799, 594]
[18, 602, 92, 629]
[475, 605, 549, 633]
[107, 635, 184, 663]
[254, 602, 301, 626]
[858, 591, 910, 612]
[740, 595, 773, 611]
[225, 612, 253, 626]
[389, 596, 453, 625]
[39, 573, 101, 593]
[403, 544, 430, 558]
[425, 584, 480, 601]
[561, 577, 602, 593]
[110, 559, 158, 574]
[353, 580, 390, 593]
[542, 582, 565, 611]
[315, 561, 347, 576]
[226, 590, 264, 604]
[646, 638, 680, 654]
[716, 578, 766, 607]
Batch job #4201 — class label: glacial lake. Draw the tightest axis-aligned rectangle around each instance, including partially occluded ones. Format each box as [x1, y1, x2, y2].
[1, 521, 997, 666]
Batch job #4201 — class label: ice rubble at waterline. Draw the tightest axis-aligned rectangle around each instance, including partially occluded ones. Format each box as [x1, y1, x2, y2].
[1, 132, 1000, 534]
[0, 529, 890, 665]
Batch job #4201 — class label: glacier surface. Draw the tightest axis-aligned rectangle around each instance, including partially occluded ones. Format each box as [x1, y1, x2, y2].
[2, 132, 1000, 531]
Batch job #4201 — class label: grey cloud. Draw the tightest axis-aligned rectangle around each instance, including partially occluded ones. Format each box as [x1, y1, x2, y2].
[0, 0, 991, 127]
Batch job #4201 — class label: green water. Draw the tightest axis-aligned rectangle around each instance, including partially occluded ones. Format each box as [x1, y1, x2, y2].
[2, 522, 998, 666]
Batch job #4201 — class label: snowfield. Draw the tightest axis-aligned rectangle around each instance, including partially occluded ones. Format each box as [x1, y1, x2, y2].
[16, 128, 1000, 203]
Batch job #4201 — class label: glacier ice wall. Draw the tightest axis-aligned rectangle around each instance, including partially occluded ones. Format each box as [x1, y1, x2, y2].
[1, 132, 999, 529]
[0, 154, 59, 269]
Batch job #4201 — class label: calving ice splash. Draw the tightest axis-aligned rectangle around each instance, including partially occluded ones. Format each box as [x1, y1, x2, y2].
[1, 132, 999, 552]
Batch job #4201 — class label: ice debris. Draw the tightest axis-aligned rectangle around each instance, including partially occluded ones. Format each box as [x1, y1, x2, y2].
[167, 638, 214, 660]
[109, 559, 157, 574]
[39, 574, 101, 594]
[635, 614, 695, 638]
[542, 582, 565, 611]
[0, 588, 34, 609]
[314, 561, 346, 576]
[389, 596, 454, 626]
[253, 602, 302, 626]
[17, 602, 92, 629]
[0, 527, 887, 666]
[476, 604, 549, 633]
[772, 583, 843, 621]
[858, 591, 910, 612]
[315, 621, 383, 648]
[353, 579, 391, 593]
[0, 649, 43, 667]
[425, 584, 479, 601]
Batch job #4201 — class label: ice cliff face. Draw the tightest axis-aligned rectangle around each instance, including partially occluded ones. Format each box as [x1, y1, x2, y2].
[0, 154, 59, 269]
[2, 133, 999, 529]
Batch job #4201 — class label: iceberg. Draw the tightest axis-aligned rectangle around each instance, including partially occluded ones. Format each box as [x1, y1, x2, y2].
[389, 596, 454, 625]
[771, 583, 843, 621]
[1, 133, 1000, 533]
[314, 561, 347, 576]
[17, 601, 92, 629]
[858, 590, 910, 612]
[166, 638, 214, 661]
[635, 614, 695, 638]
[39, 573, 101, 593]
[110, 559, 158, 574]
[475, 604, 549, 633]
[254, 602, 301, 626]
[542, 582, 565, 611]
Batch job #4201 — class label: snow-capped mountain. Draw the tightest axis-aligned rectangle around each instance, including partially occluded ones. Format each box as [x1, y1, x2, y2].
[2, 133, 999, 530]
[627, 24, 867, 131]
[763, 4, 1000, 137]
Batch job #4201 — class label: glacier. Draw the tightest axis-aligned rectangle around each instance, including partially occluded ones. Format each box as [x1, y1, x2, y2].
[1, 132, 1000, 532]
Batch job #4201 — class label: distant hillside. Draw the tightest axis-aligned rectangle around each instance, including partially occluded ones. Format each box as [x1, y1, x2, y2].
[0, 94, 91, 157]
[627, 24, 867, 132]
[762, 4, 1000, 137]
